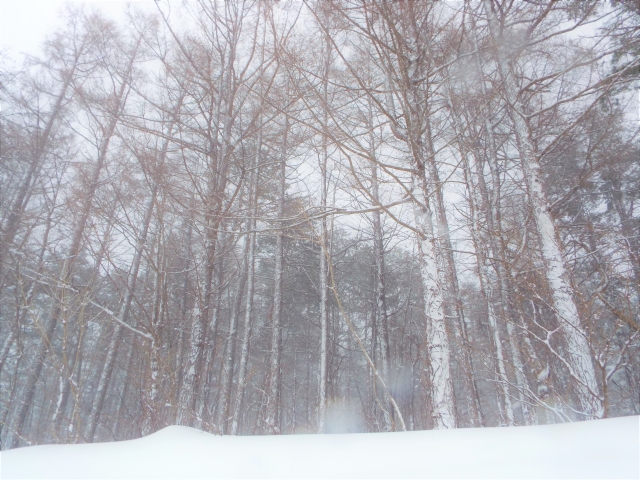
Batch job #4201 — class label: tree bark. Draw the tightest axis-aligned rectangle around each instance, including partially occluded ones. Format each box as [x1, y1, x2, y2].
[228, 144, 260, 436]
[482, 0, 603, 419]
[265, 116, 287, 434]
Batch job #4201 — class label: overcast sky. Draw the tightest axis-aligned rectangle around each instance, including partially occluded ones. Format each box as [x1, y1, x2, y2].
[0, 0, 154, 59]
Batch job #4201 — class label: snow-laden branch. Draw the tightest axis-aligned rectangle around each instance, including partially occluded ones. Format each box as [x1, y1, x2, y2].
[14, 266, 152, 341]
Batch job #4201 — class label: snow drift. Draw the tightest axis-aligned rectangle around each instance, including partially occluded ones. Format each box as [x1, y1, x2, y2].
[1, 416, 638, 479]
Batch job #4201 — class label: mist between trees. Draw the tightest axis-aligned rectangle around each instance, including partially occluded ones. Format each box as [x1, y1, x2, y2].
[0, 0, 638, 448]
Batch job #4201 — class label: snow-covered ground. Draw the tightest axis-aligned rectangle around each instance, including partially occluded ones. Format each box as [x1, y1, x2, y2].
[1, 416, 638, 479]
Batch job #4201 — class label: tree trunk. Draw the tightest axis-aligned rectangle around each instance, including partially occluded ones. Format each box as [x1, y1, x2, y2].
[218, 221, 249, 433]
[412, 168, 457, 430]
[483, 0, 602, 419]
[85, 94, 180, 440]
[424, 120, 483, 428]
[229, 149, 260, 436]
[370, 155, 394, 432]
[265, 117, 287, 434]
[6, 56, 135, 446]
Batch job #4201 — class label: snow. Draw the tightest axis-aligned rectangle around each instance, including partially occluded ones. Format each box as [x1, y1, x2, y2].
[1, 416, 638, 479]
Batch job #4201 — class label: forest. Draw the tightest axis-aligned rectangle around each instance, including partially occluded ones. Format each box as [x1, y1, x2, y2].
[0, 0, 639, 449]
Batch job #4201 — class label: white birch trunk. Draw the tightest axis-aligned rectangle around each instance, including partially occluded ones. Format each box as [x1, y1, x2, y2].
[177, 302, 203, 426]
[457, 41, 539, 424]
[318, 179, 328, 434]
[379, 8, 457, 429]
[424, 123, 483, 427]
[486, 283, 515, 425]
[229, 158, 259, 436]
[179, 57, 229, 426]
[460, 129, 515, 426]
[483, 120, 538, 426]
[412, 172, 457, 429]
[142, 335, 160, 436]
[142, 223, 167, 436]
[317, 31, 331, 435]
[482, 0, 602, 419]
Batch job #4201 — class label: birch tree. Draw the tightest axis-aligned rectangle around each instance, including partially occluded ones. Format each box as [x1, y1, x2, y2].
[480, 0, 609, 419]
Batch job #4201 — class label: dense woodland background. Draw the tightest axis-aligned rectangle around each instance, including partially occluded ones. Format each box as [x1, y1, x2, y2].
[1, 0, 639, 449]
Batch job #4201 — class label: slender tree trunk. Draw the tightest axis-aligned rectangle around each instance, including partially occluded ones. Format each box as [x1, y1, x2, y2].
[265, 117, 287, 434]
[218, 248, 247, 433]
[84, 191, 155, 441]
[178, 51, 236, 426]
[142, 218, 167, 436]
[459, 139, 515, 426]
[85, 94, 180, 440]
[218, 216, 250, 433]
[6, 57, 136, 446]
[424, 120, 483, 427]
[483, 0, 602, 419]
[52, 220, 112, 439]
[317, 30, 331, 435]
[229, 148, 260, 436]
[483, 143, 538, 426]
[198, 231, 226, 428]
[374, 2, 457, 429]
[448, 88, 515, 425]
[471, 32, 539, 425]
[370, 154, 394, 432]
[411, 166, 457, 430]
[177, 289, 206, 426]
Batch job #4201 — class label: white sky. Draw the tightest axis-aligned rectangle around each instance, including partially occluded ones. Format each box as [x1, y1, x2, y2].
[0, 0, 154, 59]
